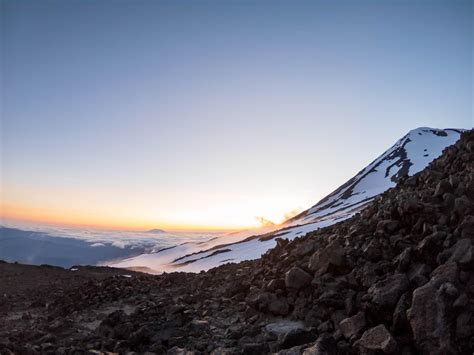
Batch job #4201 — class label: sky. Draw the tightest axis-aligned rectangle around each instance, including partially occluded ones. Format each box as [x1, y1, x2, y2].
[1, 0, 472, 232]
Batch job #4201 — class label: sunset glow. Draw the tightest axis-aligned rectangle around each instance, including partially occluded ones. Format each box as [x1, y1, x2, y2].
[1, 186, 308, 231]
[2, 0, 471, 233]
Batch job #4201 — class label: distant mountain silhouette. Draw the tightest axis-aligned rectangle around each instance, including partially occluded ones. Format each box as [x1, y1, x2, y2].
[146, 229, 166, 234]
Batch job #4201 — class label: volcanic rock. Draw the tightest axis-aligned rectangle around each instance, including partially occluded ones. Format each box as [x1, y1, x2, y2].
[368, 273, 409, 308]
[308, 241, 345, 275]
[358, 325, 397, 353]
[339, 312, 367, 339]
[285, 267, 313, 290]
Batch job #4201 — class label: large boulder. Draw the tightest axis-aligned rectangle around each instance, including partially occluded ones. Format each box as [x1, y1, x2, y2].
[408, 282, 458, 353]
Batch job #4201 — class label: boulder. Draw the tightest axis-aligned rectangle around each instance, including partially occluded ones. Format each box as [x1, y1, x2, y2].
[266, 278, 286, 291]
[459, 215, 474, 238]
[167, 347, 197, 355]
[285, 267, 313, 290]
[308, 242, 345, 276]
[101, 310, 126, 327]
[265, 320, 306, 337]
[241, 343, 267, 355]
[274, 345, 306, 355]
[247, 291, 278, 313]
[434, 179, 452, 197]
[404, 176, 418, 187]
[448, 239, 474, 269]
[368, 274, 409, 308]
[278, 328, 317, 350]
[416, 231, 446, 262]
[359, 325, 397, 353]
[211, 348, 240, 355]
[268, 298, 290, 316]
[339, 312, 366, 339]
[398, 198, 423, 215]
[454, 196, 473, 217]
[376, 220, 400, 234]
[392, 292, 410, 331]
[128, 325, 152, 346]
[303, 334, 337, 355]
[190, 319, 209, 332]
[361, 240, 382, 261]
[357, 262, 379, 288]
[113, 321, 133, 339]
[408, 282, 457, 353]
[456, 312, 473, 338]
[395, 248, 412, 272]
[430, 262, 459, 288]
[408, 263, 430, 288]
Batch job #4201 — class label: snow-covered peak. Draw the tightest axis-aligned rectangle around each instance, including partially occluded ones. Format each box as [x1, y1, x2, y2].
[284, 127, 463, 227]
[110, 127, 464, 273]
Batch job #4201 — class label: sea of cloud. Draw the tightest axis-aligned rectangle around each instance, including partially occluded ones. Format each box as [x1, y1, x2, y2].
[1, 221, 218, 253]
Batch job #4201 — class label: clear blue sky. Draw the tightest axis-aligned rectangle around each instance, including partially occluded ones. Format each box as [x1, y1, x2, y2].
[1, 0, 472, 230]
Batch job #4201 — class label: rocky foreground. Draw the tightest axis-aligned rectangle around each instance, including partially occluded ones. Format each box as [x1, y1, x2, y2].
[1, 130, 473, 355]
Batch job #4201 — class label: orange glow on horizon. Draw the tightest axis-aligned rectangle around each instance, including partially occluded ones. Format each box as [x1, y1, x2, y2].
[0, 202, 255, 232]
[1, 183, 307, 233]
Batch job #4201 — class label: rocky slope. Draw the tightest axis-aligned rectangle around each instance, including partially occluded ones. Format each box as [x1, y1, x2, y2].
[1, 130, 473, 354]
[112, 127, 464, 273]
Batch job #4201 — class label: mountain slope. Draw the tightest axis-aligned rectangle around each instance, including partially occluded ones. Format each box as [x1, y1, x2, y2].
[2, 129, 472, 354]
[286, 127, 464, 226]
[111, 127, 463, 273]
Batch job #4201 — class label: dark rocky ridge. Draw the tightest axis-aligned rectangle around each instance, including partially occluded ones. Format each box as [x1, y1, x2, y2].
[1, 130, 473, 354]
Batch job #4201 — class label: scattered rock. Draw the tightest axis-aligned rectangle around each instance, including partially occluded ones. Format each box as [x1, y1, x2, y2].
[1, 130, 473, 354]
[359, 325, 397, 353]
